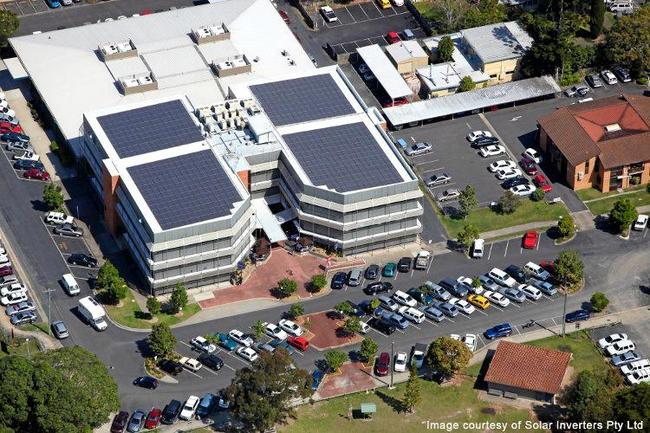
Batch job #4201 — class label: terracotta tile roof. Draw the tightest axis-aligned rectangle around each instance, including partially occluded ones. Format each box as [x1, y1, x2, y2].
[484, 341, 571, 395]
[538, 94, 650, 169]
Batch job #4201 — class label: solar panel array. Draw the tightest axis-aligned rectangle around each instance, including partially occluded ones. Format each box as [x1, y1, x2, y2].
[281, 122, 403, 192]
[250, 75, 356, 126]
[97, 100, 204, 158]
[127, 150, 241, 230]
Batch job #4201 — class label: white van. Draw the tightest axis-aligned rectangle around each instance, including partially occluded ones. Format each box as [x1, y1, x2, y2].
[487, 268, 516, 288]
[609, 2, 633, 14]
[62, 273, 80, 296]
[523, 262, 551, 280]
[399, 306, 425, 324]
[392, 290, 417, 307]
[471, 239, 484, 258]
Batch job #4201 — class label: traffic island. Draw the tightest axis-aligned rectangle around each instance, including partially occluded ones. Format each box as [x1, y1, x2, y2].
[297, 311, 363, 350]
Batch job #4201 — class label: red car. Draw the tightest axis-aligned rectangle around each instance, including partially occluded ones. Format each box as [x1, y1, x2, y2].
[522, 231, 538, 249]
[540, 260, 555, 273]
[519, 157, 538, 175]
[144, 408, 162, 429]
[279, 9, 290, 24]
[287, 335, 309, 351]
[386, 31, 400, 44]
[23, 168, 50, 181]
[0, 266, 13, 277]
[0, 122, 22, 134]
[375, 352, 390, 376]
[533, 174, 552, 193]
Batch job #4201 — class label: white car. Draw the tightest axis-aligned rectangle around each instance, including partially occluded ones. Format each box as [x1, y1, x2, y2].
[523, 262, 551, 281]
[13, 150, 39, 162]
[621, 359, 650, 376]
[359, 321, 370, 334]
[606, 340, 636, 357]
[450, 334, 478, 352]
[0, 283, 27, 297]
[523, 148, 542, 164]
[467, 130, 492, 142]
[278, 318, 304, 336]
[0, 253, 9, 264]
[519, 283, 542, 300]
[510, 183, 536, 196]
[598, 333, 628, 349]
[190, 336, 217, 353]
[479, 145, 505, 158]
[237, 346, 259, 362]
[179, 356, 202, 372]
[45, 212, 74, 225]
[488, 268, 516, 288]
[179, 395, 200, 420]
[392, 290, 417, 308]
[1, 291, 28, 306]
[264, 322, 288, 340]
[626, 368, 650, 385]
[496, 168, 522, 180]
[488, 159, 516, 172]
[483, 290, 511, 307]
[600, 70, 618, 85]
[394, 352, 408, 372]
[633, 214, 648, 231]
[228, 329, 254, 347]
[449, 297, 475, 315]
[457, 276, 481, 294]
[319, 5, 338, 22]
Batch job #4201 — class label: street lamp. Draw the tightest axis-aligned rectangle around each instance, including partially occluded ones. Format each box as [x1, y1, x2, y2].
[561, 290, 568, 338]
[390, 341, 395, 389]
[43, 288, 56, 336]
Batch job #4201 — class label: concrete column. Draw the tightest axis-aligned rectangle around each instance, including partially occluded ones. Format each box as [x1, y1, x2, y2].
[102, 166, 120, 237]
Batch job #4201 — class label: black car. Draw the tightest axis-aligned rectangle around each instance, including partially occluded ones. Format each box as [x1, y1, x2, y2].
[157, 359, 183, 376]
[504, 265, 526, 283]
[364, 281, 393, 295]
[133, 375, 159, 389]
[471, 136, 500, 148]
[111, 411, 129, 433]
[397, 257, 412, 272]
[67, 253, 98, 268]
[368, 318, 396, 335]
[565, 309, 590, 323]
[364, 264, 380, 280]
[198, 352, 224, 371]
[330, 272, 347, 290]
[439, 278, 469, 298]
[13, 159, 44, 171]
[501, 176, 529, 189]
[612, 66, 631, 83]
[161, 399, 182, 425]
[1, 132, 29, 143]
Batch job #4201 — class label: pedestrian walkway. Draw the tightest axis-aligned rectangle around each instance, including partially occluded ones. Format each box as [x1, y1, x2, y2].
[571, 209, 595, 231]
[480, 220, 557, 240]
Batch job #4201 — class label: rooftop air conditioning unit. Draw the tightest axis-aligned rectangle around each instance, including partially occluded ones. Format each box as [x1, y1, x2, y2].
[605, 123, 621, 133]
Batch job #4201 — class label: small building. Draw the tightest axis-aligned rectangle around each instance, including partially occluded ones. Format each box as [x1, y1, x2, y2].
[537, 94, 650, 192]
[484, 341, 571, 404]
[385, 40, 428, 74]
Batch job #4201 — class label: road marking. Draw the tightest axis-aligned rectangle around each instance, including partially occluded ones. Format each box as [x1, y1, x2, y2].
[491, 305, 504, 312]
[475, 309, 488, 316]
[520, 246, 523, 254]
[344, 6, 357, 23]
[536, 236, 541, 250]
[478, 113, 521, 171]
[426, 258, 434, 274]
[487, 243, 493, 260]
[424, 319, 439, 327]
[465, 122, 472, 130]
[551, 317, 559, 326]
[221, 363, 236, 372]
[359, 4, 371, 19]
[445, 317, 456, 323]
[419, 167, 446, 175]
[510, 301, 521, 308]
[503, 240, 509, 257]
[410, 269, 414, 278]
[410, 324, 421, 330]
[428, 182, 456, 190]
[513, 326, 521, 335]
[644, 227, 648, 239]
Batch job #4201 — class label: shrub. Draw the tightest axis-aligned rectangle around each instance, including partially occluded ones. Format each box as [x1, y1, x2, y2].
[309, 274, 327, 293]
[590, 292, 609, 312]
[277, 278, 298, 298]
[531, 188, 545, 202]
[288, 303, 304, 319]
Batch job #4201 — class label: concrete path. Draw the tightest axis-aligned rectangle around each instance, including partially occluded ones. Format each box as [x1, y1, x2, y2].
[571, 209, 596, 231]
[480, 220, 557, 239]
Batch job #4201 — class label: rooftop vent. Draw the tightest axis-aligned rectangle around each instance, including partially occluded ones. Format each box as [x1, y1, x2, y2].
[605, 123, 622, 133]
[210, 54, 252, 77]
[118, 73, 158, 95]
[191, 23, 230, 45]
[99, 39, 137, 61]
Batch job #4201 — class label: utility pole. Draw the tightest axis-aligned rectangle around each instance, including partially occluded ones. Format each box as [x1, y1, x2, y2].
[43, 287, 56, 336]
[390, 341, 395, 388]
[561, 290, 568, 338]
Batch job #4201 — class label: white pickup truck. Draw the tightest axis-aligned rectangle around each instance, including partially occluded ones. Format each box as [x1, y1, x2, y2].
[414, 250, 431, 270]
[45, 211, 74, 225]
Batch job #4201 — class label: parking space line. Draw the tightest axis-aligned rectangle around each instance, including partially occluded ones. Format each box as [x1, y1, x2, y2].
[476, 309, 488, 316]
[358, 4, 370, 20]
[477, 334, 486, 347]
[503, 240, 509, 257]
[644, 227, 648, 239]
[426, 258, 433, 274]
[520, 246, 523, 254]
[410, 324, 421, 330]
[371, 1, 383, 14]
[510, 302, 521, 309]
[419, 167, 445, 175]
[445, 317, 456, 323]
[487, 243, 493, 260]
[551, 317, 559, 326]
[424, 319, 439, 327]
[513, 326, 521, 335]
[429, 182, 456, 190]
[491, 305, 504, 312]
[344, 6, 357, 23]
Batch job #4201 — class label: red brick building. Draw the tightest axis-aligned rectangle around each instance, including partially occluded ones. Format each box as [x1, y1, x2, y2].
[537, 94, 650, 192]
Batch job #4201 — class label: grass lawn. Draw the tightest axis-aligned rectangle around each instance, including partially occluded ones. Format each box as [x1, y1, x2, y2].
[282, 379, 544, 433]
[576, 185, 645, 202]
[413, 2, 435, 20]
[0, 337, 41, 358]
[580, 188, 650, 216]
[104, 290, 200, 329]
[438, 199, 570, 238]
[19, 322, 50, 335]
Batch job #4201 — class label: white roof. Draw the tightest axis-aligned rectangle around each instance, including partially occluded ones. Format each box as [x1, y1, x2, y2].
[384, 76, 561, 126]
[252, 198, 287, 243]
[385, 40, 428, 64]
[461, 21, 533, 64]
[10, 0, 314, 156]
[356, 44, 412, 100]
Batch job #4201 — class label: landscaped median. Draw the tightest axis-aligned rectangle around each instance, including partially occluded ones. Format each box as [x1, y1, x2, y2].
[578, 186, 650, 216]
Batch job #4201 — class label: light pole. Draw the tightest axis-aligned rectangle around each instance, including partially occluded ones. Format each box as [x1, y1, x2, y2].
[43, 288, 56, 336]
[26, 338, 31, 360]
[561, 290, 568, 338]
[390, 341, 395, 388]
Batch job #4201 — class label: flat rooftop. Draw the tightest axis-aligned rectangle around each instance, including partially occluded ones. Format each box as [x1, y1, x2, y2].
[461, 21, 533, 64]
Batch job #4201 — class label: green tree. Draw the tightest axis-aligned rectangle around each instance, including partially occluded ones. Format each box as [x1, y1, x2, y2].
[251, 320, 266, 340]
[613, 383, 650, 426]
[437, 35, 455, 62]
[146, 296, 161, 315]
[42, 182, 64, 211]
[287, 303, 304, 319]
[342, 317, 362, 336]
[226, 349, 311, 433]
[96, 260, 119, 291]
[590, 292, 609, 312]
[427, 0, 470, 33]
[324, 350, 348, 372]
[589, 0, 605, 38]
[169, 283, 188, 313]
[309, 273, 327, 293]
[609, 198, 638, 234]
[531, 188, 545, 202]
[334, 301, 354, 317]
[554, 250, 584, 288]
[105, 277, 128, 304]
[605, 7, 650, 75]
[0, 357, 34, 431]
[402, 364, 422, 413]
[359, 336, 378, 363]
[458, 76, 476, 92]
[277, 277, 298, 298]
[456, 224, 480, 251]
[471, 277, 482, 289]
[0, 11, 19, 46]
[425, 336, 471, 378]
[369, 298, 380, 310]
[148, 322, 177, 358]
[458, 185, 478, 218]
[558, 215, 575, 239]
[563, 370, 614, 427]
[498, 191, 521, 214]
[462, 0, 507, 29]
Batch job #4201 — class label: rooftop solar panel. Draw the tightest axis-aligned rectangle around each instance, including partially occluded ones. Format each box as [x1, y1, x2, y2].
[282, 122, 403, 192]
[97, 100, 204, 158]
[250, 75, 356, 126]
[127, 150, 241, 230]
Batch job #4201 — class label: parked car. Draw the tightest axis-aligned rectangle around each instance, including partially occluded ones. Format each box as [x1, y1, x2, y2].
[127, 410, 145, 432]
[606, 340, 636, 357]
[13, 150, 39, 162]
[484, 323, 513, 339]
[10, 310, 37, 325]
[382, 262, 397, 277]
[483, 290, 511, 307]
[471, 136, 500, 148]
[368, 318, 396, 335]
[392, 289, 417, 307]
[620, 359, 650, 376]
[179, 396, 200, 421]
[161, 400, 182, 424]
[157, 359, 183, 376]
[480, 145, 505, 158]
[438, 188, 460, 202]
[196, 393, 216, 419]
[450, 333, 478, 352]
[365, 264, 380, 280]
[565, 309, 590, 323]
[237, 346, 259, 362]
[394, 352, 408, 372]
[386, 31, 400, 44]
[522, 231, 538, 249]
[496, 168, 522, 180]
[144, 408, 162, 430]
[278, 9, 290, 24]
[67, 253, 98, 267]
[319, 5, 338, 22]
[519, 283, 542, 300]
[586, 74, 604, 88]
[311, 369, 326, 391]
[439, 277, 469, 297]
[1, 132, 29, 143]
[467, 294, 490, 310]
[489, 159, 516, 172]
[523, 148, 542, 164]
[524, 262, 551, 280]
[53, 223, 83, 237]
[600, 70, 618, 85]
[133, 376, 159, 389]
[611, 351, 640, 367]
[5, 300, 36, 316]
[179, 356, 202, 372]
[5, 141, 32, 152]
[467, 130, 492, 142]
[633, 214, 648, 231]
[287, 335, 310, 351]
[347, 268, 362, 286]
[529, 278, 557, 296]
[404, 141, 432, 156]
[1, 291, 28, 306]
[449, 297, 475, 314]
[278, 318, 304, 336]
[424, 281, 451, 301]
[330, 271, 347, 290]
[411, 343, 427, 368]
[519, 157, 538, 175]
[564, 85, 590, 97]
[471, 238, 485, 259]
[397, 257, 412, 272]
[510, 183, 536, 196]
[503, 265, 526, 283]
[269, 338, 295, 355]
[407, 287, 434, 305]
[498, 286, 526, 303]
[23, 168, 50, 181]
[533, 174, 552, 193]
[364, 281, 393, 295]
[626, 368, 650, 385]
[434, 301, 459, 317]
[488, 268, 516, 288]
[501, 176, 529, 189]
[228, 329, 254, 346]
[612, 66, 631, 83]
[13, 159, 44, 171]
[375, 352, 390, 376]
[190, 336, 216, 353]
[1, 283, 26, 297]
[216, 333, 238, 351]
[598, 333, 629, 349]
[111, 411, 129, 433]
[420, 305, 444, 322]
[51, 320, 69, 339]
[264, 322, 288, 340]
[426, 172, 451, 187]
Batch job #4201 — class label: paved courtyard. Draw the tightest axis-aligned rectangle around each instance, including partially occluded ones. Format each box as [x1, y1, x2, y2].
[299, 311, 364, 350]
[317, 362, 377, 399]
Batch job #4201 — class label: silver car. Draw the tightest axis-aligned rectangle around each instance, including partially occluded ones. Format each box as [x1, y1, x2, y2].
[6, 142, 32, 152]
[438, 188, 460, 202]
[405, 142, 432, 156]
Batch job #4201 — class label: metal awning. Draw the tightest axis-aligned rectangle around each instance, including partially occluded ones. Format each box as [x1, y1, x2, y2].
[3, 57, 28, 80]
[252, 198, 287, 243]
[356, 45, 411, 100]
[360, 403, 376, 414]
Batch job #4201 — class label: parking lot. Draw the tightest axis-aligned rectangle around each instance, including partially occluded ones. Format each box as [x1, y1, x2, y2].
[320, 2, 409, 29]
[0, 0, 51, 17]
